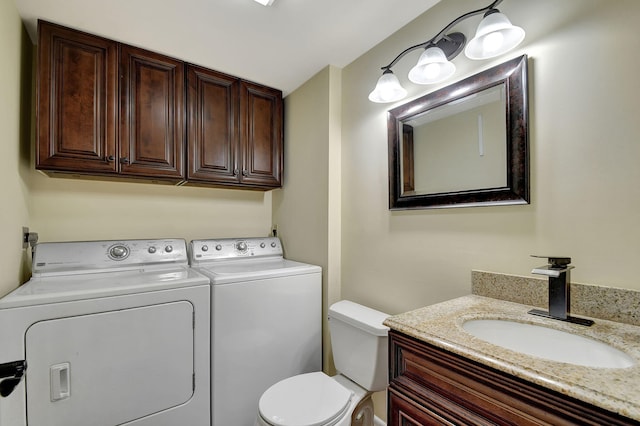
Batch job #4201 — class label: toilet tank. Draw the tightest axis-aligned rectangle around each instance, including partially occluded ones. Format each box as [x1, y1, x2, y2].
[328, 301, 389, 392]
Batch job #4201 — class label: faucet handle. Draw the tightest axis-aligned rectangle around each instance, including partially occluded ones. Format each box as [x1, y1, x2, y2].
[531, 255, 571, 269]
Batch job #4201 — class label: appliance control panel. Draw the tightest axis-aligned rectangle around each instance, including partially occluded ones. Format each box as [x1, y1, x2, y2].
[189, 237, 282, 263]
[32, 239, 188, 276]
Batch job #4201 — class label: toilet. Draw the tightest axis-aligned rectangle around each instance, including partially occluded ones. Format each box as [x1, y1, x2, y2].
[256, 300, 389, 426]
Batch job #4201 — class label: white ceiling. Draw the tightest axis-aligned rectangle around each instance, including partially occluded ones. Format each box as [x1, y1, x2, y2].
[14, 0, 440, 96]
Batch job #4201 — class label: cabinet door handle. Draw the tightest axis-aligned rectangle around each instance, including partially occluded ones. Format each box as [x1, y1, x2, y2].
[242, 170, 249, 177]
[233, 169, 239, 176]
[120, 157, 130, 164]
[106, 155, 115, 162]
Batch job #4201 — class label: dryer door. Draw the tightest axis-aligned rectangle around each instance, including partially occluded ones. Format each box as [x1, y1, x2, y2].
[25, 301, 194, 426]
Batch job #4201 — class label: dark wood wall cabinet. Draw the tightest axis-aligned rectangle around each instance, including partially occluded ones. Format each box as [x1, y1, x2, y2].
[388, 330, 638, 426]
[186, 66, 282, 188]
[37, 20, 282, 190]
[37, 22, 118, 175]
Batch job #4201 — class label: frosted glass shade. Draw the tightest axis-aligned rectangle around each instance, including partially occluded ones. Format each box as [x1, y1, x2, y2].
[465, 11, 525, 60]
[368, 71, 407, 103]
[408, 47, 456, 84]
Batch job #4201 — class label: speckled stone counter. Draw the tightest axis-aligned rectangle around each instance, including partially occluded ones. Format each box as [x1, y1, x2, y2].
[384, 295, 640, 421]
[472, 270, 640, 326]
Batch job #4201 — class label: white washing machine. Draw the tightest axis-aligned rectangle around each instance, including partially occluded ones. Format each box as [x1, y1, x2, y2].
[0, 239, 211, 426]
[189, 237, 322, 426]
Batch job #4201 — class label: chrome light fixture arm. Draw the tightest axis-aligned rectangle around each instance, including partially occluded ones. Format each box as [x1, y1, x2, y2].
[379, 0, 503, 71]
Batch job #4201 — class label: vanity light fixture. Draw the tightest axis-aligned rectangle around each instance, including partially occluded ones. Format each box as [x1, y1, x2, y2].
[368, 0, 524, 103]
[253, 0, 275, 6]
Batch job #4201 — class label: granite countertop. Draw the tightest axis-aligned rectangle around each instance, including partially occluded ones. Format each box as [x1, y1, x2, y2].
[384, 295, 640, 421]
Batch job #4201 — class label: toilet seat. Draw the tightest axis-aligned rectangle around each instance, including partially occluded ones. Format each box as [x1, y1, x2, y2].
[258, 372, 353, 426]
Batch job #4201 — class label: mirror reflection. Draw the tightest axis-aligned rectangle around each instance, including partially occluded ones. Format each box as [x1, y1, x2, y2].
[402, 84, 506, 195]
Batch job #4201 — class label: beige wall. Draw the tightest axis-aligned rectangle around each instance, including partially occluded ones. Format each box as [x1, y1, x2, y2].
[0, 0, 31, 297]
[28, 175, 273, 244]
[273, 65, 342, 373]
[340, 0, 640, 319]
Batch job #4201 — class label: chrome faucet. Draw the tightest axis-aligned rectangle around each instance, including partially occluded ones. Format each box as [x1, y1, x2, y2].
[529, 256, 593, 326]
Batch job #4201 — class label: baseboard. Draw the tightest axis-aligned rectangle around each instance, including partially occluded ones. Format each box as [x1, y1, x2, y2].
[374, 415, 386, 426]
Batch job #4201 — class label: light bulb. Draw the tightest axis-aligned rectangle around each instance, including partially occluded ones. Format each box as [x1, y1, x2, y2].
[482, 31, 504, 54]
[368, 71, 407, 103]
[422, 63, 442, 80]
[465, 10, 525, 60]
[408, 47, 455, 85]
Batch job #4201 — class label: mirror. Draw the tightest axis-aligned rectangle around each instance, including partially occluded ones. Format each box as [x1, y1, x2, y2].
[388, 55, 529, 209]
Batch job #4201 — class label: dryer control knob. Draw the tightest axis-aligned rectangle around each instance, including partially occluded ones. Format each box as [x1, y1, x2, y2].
[148, 246, 157, 254]
[109, 245, 129, 260]
[202, 245, 209, 252]
[260, 242, 266, 248]
[165, 245, 173, 253]
[215, 244, 222, 251]
[271, 242, 277, 248]
[236, 241, 247, 252]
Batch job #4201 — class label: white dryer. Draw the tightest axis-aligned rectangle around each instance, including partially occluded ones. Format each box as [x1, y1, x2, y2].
[0, 239, 210, 426]
[189, 237, 322, 426]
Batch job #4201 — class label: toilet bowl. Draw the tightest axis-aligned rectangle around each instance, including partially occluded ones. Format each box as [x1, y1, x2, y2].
[256, 301, 389, 426]
[256, 373, 369, 426]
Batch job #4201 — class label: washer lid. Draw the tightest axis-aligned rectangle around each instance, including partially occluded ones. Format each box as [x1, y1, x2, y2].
[195, 258, 321, 284]
[259, 372, 352, 426]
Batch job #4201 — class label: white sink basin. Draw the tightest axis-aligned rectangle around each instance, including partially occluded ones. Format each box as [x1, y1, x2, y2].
[462, 319, 635, 368]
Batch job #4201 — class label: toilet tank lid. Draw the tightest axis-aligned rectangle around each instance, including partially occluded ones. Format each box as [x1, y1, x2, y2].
[328, 300, 389, 336]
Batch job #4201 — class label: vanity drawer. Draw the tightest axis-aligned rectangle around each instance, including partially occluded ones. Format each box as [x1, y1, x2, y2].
[388, 330, 638, 426]
[389, 386, 495, 426]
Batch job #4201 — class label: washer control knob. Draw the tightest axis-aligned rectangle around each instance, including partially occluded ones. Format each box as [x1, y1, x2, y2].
[271, 242, 277, 248]
[148, 246, 157, 254]
[215, 244, 222, 251]
[260, 242, 266, 248]
[165, 245, 173, 253]
[202, 245, 209, 252]
[109, 245, 129, 260]
[236, 241, 247, 252]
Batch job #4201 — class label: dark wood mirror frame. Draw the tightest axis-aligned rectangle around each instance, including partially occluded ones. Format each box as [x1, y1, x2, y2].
[388, 55, 529, 210]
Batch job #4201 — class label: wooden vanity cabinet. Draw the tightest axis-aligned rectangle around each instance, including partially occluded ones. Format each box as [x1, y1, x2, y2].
[388, 330, 638, 426]
[186, 65, 282, 189]
[37, 21, 119, 175]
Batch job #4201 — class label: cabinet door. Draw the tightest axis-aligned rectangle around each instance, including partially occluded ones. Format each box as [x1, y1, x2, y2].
[120, 45, 184, 180]
[239, 81, 282, 188]
[389, 389, 465, 426]
[37, 21, 118, 174]
[186, 65, 240, 184]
